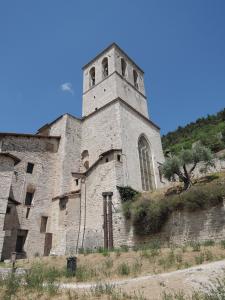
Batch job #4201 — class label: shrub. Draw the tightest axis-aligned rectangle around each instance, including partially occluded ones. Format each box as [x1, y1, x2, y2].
[117, 186, 139, 202]
[128, 179, 225, 235]
[132, 197, 169, 235]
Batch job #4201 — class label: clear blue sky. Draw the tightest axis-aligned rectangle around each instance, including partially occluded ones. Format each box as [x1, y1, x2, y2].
[0, 0, 224, 135]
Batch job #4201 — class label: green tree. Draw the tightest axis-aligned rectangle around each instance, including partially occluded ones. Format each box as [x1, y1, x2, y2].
[162, 144, 214, 190]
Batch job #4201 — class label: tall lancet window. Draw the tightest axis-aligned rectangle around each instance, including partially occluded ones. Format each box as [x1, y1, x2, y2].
[138, 135, 154, 191]
[121, 58, 127, 77]
[102, 57, 109, 78]
[89, 67, 95, 87]
[133, 69, 139, 89]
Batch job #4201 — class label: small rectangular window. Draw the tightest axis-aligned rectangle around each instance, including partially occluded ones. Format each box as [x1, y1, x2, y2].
[25, 192, 34, 206]
[26, 163, 34, 174]
[26, 207, 30, 219]
[6, 206, 11, 214]
[75, 179, 79, 186]
[117, 155, 121, 162]
[105, 157, 109, 163]
[40, 216, 48, 233]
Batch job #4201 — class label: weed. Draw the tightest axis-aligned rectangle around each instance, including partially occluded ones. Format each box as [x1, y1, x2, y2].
[102, 250, 110, 257]
[75, 265, 96, 282]
[195, 253, 205, 265]
[115, 248, 121, 257]
[167, 250, 176, 266]
[132, 258, 142, 275]
[120, 245, 129, 252]
[203, 240, 215, 247]
[162, 290, 186, 300]
[104, 257, 113, 269]
[183, 262, 192, 269]
[117, 262, 130, 276]
[175, 253, 183, 264]
[140, 249, 151, 259]
[24, 263, 45, 291]
[91, 282, 115, 297]
[220, 240, 225, 249]
[84, 248, 93, 255]
[204, 249, 213, 261]
[3, 273, 21, 300]
[190, 242, 201, 252]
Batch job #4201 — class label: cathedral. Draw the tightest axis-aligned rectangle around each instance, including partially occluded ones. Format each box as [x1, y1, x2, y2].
[0, 43, 165, 260]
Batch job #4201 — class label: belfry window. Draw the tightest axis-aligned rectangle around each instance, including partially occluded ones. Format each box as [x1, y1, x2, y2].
[102, 57, 109, 78]
[121, 58, 127, 77]
[133, 70, 139, 89]
[138, 135, 154, 191]
[89, 67, 95, 87]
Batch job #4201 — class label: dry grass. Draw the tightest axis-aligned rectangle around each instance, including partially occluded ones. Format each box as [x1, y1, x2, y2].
[2, 242, 225, 299]
[8, 243, 225, 282]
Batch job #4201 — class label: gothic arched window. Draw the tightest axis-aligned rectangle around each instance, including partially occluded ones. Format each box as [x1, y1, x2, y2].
[121, 58, 127, 77]
[102, 57, 109, 78]
[133, 69, 139, 89]
[138, 135, 154, 191]
[89, 67, 95, 87]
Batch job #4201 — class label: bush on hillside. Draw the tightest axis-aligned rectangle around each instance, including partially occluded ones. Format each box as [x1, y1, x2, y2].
[126, 181, 225, 235]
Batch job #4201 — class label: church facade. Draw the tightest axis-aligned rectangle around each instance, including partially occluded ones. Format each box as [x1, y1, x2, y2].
[0, 43, 165, 260]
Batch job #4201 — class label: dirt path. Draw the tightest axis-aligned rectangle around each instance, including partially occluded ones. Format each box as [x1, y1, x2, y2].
[60, 260, 225, 299]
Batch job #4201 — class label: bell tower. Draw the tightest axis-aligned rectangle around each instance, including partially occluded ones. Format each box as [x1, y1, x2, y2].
[82, 43, 149, 118]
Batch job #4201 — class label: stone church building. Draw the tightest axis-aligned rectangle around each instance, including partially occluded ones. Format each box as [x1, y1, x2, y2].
[0, 43, 165, 260]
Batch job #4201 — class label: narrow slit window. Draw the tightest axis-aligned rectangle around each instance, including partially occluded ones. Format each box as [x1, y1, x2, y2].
[40, 216, 48, 233]
[117, 155, 121, 162]
[25, 192, 34, 206]
[75, 179, 79, 186]
[26, 162, 34, 174]
[26, 207, 30, 219]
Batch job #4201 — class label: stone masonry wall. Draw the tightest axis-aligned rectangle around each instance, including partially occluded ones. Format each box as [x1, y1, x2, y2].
[118, 101, 165, 191]
[133, 199, 225, 246]
[81, 102, 122, 167]
[0, 135, 59, 258]
[0, 156, 15, 260]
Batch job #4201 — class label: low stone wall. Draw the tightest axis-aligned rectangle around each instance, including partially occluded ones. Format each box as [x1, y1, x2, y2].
[134, 199, 225, 245]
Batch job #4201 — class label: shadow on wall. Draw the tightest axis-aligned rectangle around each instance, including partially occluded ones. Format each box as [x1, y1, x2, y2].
[1, 198, 25, 260]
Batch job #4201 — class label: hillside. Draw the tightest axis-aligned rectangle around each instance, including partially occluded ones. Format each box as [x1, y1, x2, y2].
[162, 108, 225, 154]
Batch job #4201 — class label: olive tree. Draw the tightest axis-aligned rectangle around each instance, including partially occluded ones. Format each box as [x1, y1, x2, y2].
[162, 144, 214, 190]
